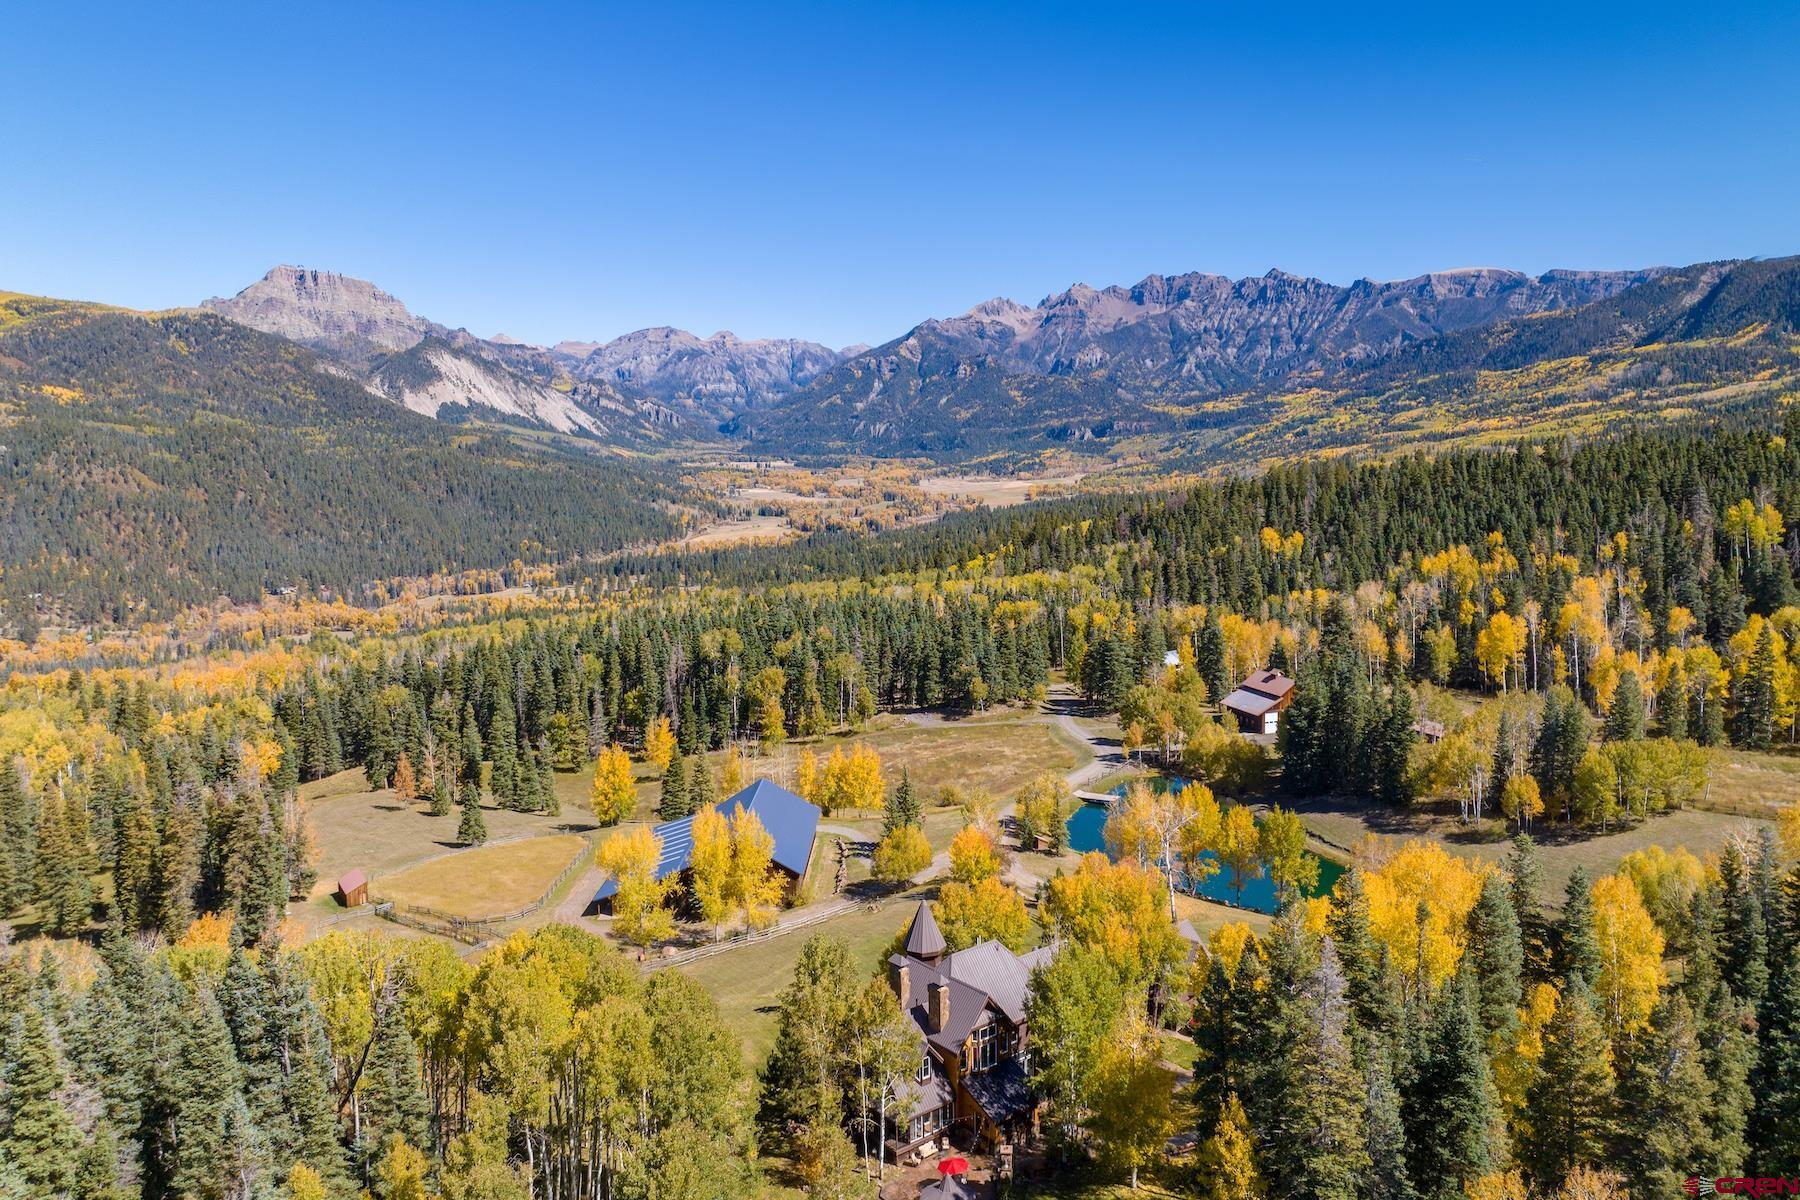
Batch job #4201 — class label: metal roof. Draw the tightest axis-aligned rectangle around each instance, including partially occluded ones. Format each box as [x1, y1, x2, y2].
[903, 900, 947, 959]
[592, 778, 820, 904]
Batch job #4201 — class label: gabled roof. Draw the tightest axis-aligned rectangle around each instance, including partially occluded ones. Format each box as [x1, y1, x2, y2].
[336, 868, 367, 893]
[903, 900, 946, 959]
[1222, 669, 1294, 717]
[593, 778, 820, 904]
[891, 928, 1060, 1053]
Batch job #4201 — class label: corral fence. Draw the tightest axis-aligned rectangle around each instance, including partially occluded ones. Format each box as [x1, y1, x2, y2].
[372, 839, 591, 946]
[642, 891, 896, 971]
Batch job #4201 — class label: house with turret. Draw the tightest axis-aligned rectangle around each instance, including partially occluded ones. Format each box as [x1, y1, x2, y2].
[880, 901, 1057, 1162]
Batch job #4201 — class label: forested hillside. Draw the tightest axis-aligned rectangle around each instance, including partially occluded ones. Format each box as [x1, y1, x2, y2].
[0, 294, 692, 625]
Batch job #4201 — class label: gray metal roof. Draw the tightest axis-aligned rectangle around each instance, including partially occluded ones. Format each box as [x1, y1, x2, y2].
[592, 778, 820, 904]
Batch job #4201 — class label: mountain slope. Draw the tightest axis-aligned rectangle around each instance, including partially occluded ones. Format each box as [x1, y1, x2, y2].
[734, 260, 1800, 459]
[0, 292, 690, 624]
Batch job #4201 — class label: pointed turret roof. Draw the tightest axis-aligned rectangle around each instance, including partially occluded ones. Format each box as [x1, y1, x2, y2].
[903, 900, 947, 960]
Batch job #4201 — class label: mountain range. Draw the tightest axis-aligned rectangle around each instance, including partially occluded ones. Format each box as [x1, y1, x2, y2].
[3, 251, 1797, 621]
[202, 266, 845, 435]
[200, 257, 1800, 463]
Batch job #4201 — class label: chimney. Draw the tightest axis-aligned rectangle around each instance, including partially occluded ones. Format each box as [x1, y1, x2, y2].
[928, 982, 949, 1034]
[889, 960, 911, 1013]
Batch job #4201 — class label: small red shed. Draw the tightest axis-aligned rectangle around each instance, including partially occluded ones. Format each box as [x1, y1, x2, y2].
[335, 868, 369, 908]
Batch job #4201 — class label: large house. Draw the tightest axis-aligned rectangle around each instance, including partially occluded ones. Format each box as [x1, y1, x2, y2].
[1220, 668, 1295, 736]
[881, 901, 1057, 1162]
[589, 779, 821, 913]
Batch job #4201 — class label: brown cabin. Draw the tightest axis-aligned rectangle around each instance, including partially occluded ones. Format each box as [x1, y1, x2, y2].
[335, 868, 369, 908]
[1221, 668, 1296, 736]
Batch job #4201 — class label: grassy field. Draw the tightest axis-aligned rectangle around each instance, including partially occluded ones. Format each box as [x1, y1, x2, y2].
[1290, 795, 1770, 903]
[675, 885, 935, 1067]
[301, 769, 600, 903]
[375, 834, 589, 919]
[1704, 745, 1800, 819]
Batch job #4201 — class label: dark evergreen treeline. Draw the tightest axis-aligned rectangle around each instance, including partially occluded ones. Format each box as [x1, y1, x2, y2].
[610, 423, 1800, 618]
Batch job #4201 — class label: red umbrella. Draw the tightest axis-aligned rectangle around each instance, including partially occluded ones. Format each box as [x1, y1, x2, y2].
[937, 1157, 970, 1176]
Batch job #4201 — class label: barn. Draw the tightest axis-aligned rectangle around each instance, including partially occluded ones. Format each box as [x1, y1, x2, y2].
[1220, 668, 1296, 736]
[590, 779, 821, 914]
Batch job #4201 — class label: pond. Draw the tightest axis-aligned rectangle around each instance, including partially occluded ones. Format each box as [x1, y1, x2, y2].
[1064, 798, 1344, 915]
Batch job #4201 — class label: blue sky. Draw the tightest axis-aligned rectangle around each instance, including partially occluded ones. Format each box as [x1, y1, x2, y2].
[3, 1, 1797, 349]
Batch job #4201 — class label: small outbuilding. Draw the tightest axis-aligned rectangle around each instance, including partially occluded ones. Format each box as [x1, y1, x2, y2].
[335, 868, 369, 908]
[1221, 668, 1296, 736]
[1412, 718, 1447, 744]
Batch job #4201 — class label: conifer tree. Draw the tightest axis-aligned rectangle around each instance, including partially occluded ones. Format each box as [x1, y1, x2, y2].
[1732, 620, 1778, 749]
[74, 1117, 127, 1200]
[658, 754, 690, 821]
[1, 1002, 80, 1196]
[34, 790, 94, 935]
[488, 691, 521, 810]
[1555, 866, 1601, 988]
[428, 773, 454, 818]
[457, 783, 488, 847]
[114, 793, 159, 932]
[1614, 995, 1716, 1198]
[883, 768, 922, 834]
[1467, 874, 1523, 1042]
[1748, 941, 1800, 1163]
[170, 987, 249, 1200]
[1603, 672, 1646, 741]
[689, 753, 716, 810]
[267, 954, 353, 1192]
[1718, 842, 1769, 1009]
[1402, 969, 1495, 1199]
[1656, 663, 1688, 740]
[1271, 938, 1371, 1197]
[1506, 833, 1550, 981]
[1682, 885, 1753, 1172]
[1519, 978, 1615, 1191]
[157, 794, 203, 938]
[359, 995, 431, 1173]
[0, 758, 33, 913]
[1363, 1042, 1414, 1200]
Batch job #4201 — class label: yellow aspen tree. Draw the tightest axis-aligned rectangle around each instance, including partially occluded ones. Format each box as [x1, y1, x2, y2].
[596, 826, 675, 947]
[1590, 873, 1665, 1036]
[726, 807, 784, 929]
[688, 807, 732, 936]
[948, 825, 1001, 884]
[589, 743, 636, 825]
[936, 876, 1029, 951]
[871, 824, 931, 883]
[719, 743, 746, 798]
[642, 716, 676, 775]
[795, 748, 819, 805]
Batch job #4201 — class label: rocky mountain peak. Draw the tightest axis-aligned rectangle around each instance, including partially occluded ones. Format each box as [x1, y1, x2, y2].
[202, 265, 433, 355]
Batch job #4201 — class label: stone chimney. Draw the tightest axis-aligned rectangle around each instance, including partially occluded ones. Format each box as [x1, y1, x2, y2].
[928, 982, 950, 1034]
[889, 960, 911, 1013]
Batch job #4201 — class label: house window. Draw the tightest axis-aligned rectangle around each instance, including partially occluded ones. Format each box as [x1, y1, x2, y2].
[968, 1021, 1010, 1073]
[916, 1052, 933, 1083]
[907, 1104, 949, 1142]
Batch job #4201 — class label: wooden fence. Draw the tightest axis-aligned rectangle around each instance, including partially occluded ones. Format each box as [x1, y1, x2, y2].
[372, 839, 591, 946]
[642, 892, 894, 971]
